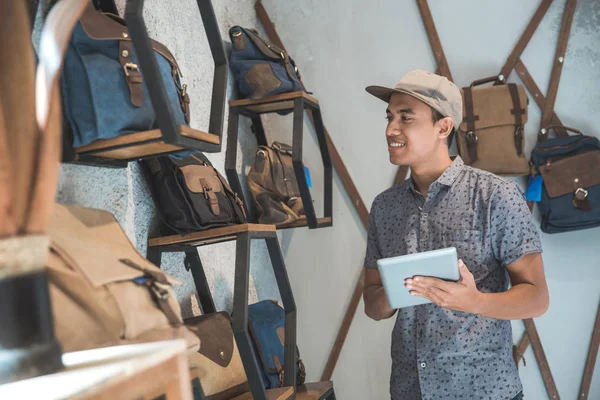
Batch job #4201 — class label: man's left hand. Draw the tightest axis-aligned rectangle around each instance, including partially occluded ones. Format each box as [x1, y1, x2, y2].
[405, 259, 483, 314]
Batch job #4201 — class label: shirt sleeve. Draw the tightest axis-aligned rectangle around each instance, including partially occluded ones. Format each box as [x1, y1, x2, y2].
[490, 180, 543, 267]
[364, 200, 382, 269]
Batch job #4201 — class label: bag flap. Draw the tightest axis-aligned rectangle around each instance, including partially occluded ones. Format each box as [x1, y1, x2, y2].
[459, 84, 528, 131]
[49, 204, 181, 287]
[78, 2, 180, 72]
[248, 300, 285, 374]
[540, 150, 600, 198]
[186, 312, 235, 368]
[179, 165, 223, 194]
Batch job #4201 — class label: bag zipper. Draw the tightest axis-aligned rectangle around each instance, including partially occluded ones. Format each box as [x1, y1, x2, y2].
[533, 136, 596, 152]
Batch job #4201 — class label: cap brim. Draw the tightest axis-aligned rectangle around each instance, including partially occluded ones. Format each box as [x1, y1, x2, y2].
[365, 85, 397, 103]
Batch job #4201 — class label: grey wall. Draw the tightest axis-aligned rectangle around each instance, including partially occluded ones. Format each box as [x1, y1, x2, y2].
[52, 0, 599, 399]
[261, 1, 600, 399]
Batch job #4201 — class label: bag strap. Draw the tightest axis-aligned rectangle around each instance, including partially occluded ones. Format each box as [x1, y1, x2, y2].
[119, 258, 182, 327]
[539, 0, 577, 131]
[469, 75, 499, 87]
[539, 124, 582, 141]
[461, 87, 479, 162]
[507, 83, 525, 156]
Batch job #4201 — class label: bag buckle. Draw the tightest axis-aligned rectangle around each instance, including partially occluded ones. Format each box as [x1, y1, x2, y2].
[123, 62, 140, 77]
[149, 280, 170, 302]
[203, 186, 212, 199]
[466, 131, 478, 142]
[575, 187, 588, 198]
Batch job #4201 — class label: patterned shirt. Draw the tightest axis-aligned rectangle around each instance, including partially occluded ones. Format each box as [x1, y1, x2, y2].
[364, 157, 542, 400]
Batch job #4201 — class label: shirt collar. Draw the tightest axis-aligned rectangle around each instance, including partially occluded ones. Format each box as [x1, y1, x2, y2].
[408, 156, 465, 194]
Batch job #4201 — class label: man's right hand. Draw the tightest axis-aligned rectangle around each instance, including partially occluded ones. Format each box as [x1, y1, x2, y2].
[363, 268, 397, 320]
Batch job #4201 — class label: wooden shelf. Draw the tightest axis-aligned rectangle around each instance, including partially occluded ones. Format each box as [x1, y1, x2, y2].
[277, 217, 333, 230]
[74, 125, 220, 160]
[229, 91, 318, 114]
[232, 386, 294, 400]
[148, 223, 276, 249]
[297, 381, 334, 399]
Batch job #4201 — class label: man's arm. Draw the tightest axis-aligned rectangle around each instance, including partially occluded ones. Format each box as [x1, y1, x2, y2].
[477, 252, 549, 319]
[363, 268, 397, 321]
[406, 253, 549, 320]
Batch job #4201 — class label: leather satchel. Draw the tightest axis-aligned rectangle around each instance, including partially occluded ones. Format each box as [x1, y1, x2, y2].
[247, 300, 306, 389]
[229, 26, 303, 100]
[457, 76, 530, 175]
[247, 142, 306, 227]
[142, 153, 247, 235]
[186, 312, 250, 400]
[47, 203, 200, 353]
[530, 126, 600, 233]
[61, 2, 190, 148]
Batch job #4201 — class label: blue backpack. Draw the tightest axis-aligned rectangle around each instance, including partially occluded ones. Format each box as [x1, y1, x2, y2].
[247, 300, 306, 389]
[61, 3, 189, 148]
[530, 127, 600, 233]
[228, 26, 304, 100]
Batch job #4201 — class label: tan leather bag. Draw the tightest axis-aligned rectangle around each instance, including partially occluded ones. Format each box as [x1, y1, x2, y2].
[457, 77, 530, 175]
[186, 312, 249, 400]
[247, 142, 305, 227]
[47, 203, 199, 353]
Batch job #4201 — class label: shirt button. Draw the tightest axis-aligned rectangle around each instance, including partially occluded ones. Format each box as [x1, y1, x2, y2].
[420, 362, 427, 368]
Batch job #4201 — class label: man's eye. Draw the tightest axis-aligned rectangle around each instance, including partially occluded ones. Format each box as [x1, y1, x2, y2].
[385, 116, 392, 122]
[402, 116, 413, 122]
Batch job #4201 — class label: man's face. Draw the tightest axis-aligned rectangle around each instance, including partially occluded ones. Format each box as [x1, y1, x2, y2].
[385, 93, 446, 166]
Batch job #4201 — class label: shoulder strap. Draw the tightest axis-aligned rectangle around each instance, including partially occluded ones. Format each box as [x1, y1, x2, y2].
[507, 84, 525, 156]
[461, 87, 478, 162]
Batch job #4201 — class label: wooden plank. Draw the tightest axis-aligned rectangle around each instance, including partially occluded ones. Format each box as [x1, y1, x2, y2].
[416, 0, 453, 82]
[148, 223, 276, 247]
[278, 217, 332, 230]
[255, 0, 287, 51]
[232, 386, 294, 400]
[579, 303, 600, 399]
[297, 381, 334, 400]
[514, 59, 565, 134]
[540, 0, 577, 130]
[230, 91, 318, 109]
[89, 141, 185, 160]
[497, 0, 553, 83]
[523, 318, 561, 400]
[75, 125, 219, 154]
[513, 330, 531, 367]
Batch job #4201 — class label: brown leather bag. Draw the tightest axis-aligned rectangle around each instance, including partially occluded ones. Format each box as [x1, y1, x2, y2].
[186, 312, 250, 399]
[47, 203, 200, 353]
[247, 142, 305, 227]
[457, 77, 530, 175]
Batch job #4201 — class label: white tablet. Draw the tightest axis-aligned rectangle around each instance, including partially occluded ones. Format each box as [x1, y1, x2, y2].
[376, 247, 459, 309]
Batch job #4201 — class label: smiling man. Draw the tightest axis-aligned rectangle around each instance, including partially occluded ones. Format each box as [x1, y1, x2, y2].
[362, 70, 549, 400]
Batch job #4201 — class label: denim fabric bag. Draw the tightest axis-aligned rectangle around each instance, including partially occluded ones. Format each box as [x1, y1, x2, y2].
[247, 300, 306, 389]
[229, 26, 303, 100]
[61, 3, 190, 148]
[530, 127, 600, 233]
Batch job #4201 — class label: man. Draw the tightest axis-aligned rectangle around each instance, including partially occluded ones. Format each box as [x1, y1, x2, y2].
[362, 70, 549, 400]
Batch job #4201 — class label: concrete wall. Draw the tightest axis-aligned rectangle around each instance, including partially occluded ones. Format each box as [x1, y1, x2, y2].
[261, 1, 600, 399]
[49, 0, 599, 398]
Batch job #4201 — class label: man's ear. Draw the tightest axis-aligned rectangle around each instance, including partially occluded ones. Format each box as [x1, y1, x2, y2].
[437, 116, 454, 140]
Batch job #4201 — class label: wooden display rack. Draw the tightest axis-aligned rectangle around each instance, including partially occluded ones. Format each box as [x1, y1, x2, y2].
[147, 224, 336, 400]
[226, 91, 333, 230]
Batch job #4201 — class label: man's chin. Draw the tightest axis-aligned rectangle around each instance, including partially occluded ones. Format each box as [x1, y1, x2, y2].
[389, 154, 409, 166]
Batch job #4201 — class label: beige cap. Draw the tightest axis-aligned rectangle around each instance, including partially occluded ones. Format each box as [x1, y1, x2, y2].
[366, 70, 463, 131]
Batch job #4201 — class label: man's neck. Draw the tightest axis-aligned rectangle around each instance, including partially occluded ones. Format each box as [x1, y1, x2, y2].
[410, 155, 453, 195]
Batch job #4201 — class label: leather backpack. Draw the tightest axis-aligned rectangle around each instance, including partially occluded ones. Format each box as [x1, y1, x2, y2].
[142, 152, 247, 235]
[457, 77, 530, 175]
[247, 142, 306, 227]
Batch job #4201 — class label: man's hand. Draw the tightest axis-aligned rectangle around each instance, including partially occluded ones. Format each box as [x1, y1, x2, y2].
[405, 259, 483, 314]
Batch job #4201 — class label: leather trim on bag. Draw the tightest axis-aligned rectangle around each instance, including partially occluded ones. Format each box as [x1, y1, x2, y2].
[508, 83, 525, 156]
[119, 40, 143, 107]
[179, 165, 223, 194]
[245, 64, 282, 99]
[462, 87, 479, 163]
[186, 312, 235, 368]
[539, 150, 600, 198]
